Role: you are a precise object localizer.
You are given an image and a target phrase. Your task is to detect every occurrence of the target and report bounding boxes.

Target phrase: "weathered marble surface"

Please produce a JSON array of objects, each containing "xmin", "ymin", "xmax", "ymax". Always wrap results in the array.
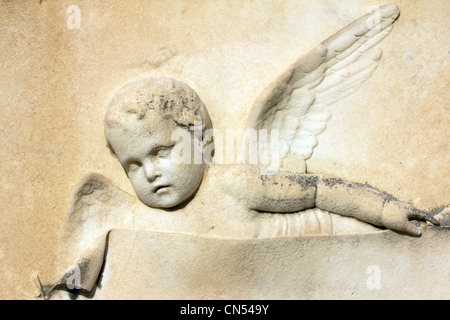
[
  {"xmin": 0, "ymin": 0, "xmax": 448, "ymax": 299},
  {"xmin": 58, "ymin": 228, "xmax": 449, "ymax": 300}
]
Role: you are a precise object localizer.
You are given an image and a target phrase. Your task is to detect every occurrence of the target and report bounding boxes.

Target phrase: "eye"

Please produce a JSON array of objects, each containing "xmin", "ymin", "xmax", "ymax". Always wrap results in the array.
[
  {"xmin": 151, "ymin": 144, "xmax": 174, "ymax": 158},
  {"xmin": 127, "ymin": 161, "xmax": 142, "ymax": 173},
  {"xmin": 155, "ymin": 147, "xmax": 171, "ymax": 158}
]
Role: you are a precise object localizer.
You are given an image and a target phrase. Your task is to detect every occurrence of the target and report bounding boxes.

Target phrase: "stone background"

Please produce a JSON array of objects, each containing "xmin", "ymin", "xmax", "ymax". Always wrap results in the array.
[{"xmin": 0, "ymin": 0, "xmax": 448, "ymax": 299}]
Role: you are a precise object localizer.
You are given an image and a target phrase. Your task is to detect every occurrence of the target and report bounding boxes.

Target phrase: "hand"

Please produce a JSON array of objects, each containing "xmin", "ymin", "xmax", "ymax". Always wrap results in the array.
[
  {"xmin": 381, "ymin": 201, "xmax": 440, "ymax": 236},
  {"xmin": 427, "ymin": 205, "xmax": 449, "ymax": 227}
]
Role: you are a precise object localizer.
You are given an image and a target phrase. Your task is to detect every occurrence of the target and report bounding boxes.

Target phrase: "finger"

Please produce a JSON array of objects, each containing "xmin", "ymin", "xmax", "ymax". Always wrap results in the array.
[
  {"xmin": 425, "ymin": 215, "xmax": 440, "ymax": 226},
  {"xmin": 407, "ymin": 208, "xmax": 427, "ymax": 219},
  {"xmin": 407, "ymin": 209, "xmax": 440, "ymax": 226},
  {"xmin": 400, "ymin": 222, "xmax": 422, "ymax": 237}
]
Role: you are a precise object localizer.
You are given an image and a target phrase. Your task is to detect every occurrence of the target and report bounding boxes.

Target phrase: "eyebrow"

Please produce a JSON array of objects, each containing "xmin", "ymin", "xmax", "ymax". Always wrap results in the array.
[
  {"xmin": 150, "ymin": 142, "xmax": 175, "ymax": 154},
  {"xmin": 121, "ymin": 140, "xmax": 176, "ymax": 166}
]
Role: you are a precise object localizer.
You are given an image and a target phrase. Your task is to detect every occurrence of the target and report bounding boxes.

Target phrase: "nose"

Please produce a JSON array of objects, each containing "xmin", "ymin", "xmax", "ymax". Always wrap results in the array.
[{"xmin": 143, "ymin": 159, "xmax": 161, "ymax": 182}]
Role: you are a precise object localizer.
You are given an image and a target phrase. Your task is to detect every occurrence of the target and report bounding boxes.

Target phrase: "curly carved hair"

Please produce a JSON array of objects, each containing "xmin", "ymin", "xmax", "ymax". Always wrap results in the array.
[{"xmin": 104, "ymin": 77, "xmax": 212, "ymax": 142}]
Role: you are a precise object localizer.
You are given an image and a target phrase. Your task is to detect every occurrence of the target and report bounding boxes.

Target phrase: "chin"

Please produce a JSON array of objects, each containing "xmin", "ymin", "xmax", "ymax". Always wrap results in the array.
[{"xmin": 139, "ymin": 195, "xmax": 183, "ymax": 209}]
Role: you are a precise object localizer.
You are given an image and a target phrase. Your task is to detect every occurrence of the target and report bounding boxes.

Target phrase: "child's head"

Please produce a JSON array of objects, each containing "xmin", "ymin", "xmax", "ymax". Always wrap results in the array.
[{"xmin": 104, "ymin": 77, "xmax": 212, "ymax": 208}]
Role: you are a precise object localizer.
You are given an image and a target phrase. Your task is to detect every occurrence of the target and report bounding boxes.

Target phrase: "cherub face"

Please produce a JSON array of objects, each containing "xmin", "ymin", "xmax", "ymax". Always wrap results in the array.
[{"xmin": 106, "ymin": 119, "xmax": 206, "ymax": 208}]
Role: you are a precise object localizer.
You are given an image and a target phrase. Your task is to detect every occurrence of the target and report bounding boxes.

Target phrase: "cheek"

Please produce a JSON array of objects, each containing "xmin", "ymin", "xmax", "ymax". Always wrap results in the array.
[
  {"xmin": 165, "ymin": 162, "xmax": 204, "ymax": 188},
  {"xmin": 128, "ymin": 170, "xmax": 151, "ymax": 193}
]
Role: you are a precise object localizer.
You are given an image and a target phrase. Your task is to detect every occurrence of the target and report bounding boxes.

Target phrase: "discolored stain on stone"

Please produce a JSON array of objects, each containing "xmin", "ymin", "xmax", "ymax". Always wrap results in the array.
[
  {"xmin": 320, "ymin": 176, "xmax": 345, "ymax": 188},
  {"xmin": 286, "ymin": 175, "xmax": 318, "ymax": 190}
]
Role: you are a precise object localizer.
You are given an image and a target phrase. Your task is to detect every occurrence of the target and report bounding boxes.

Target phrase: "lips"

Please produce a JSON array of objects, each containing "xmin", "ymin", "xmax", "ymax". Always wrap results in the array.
[{"xmin": 153, "ymin": 185, "xmax": 170, "ymax": 194}]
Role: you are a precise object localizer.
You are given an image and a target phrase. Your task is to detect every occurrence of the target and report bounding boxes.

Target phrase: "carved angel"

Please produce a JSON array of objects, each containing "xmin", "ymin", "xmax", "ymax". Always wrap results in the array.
[{"xmin": 47, "ymin": 3, "xmax": 446, "ymax": 299}]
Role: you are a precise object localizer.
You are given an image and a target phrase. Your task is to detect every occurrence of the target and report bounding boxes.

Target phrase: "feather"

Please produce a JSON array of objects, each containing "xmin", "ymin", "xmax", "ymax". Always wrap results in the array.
[{"xmin": 246, "ymin": 3, "xmax": 399, "ymax": 173}]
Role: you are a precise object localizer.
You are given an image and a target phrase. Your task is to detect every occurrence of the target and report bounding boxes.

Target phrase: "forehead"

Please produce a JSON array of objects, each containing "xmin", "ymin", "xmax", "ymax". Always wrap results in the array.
[{"xmin": 107, "ymin": 119, "xmax": 179, "ymax": 159}]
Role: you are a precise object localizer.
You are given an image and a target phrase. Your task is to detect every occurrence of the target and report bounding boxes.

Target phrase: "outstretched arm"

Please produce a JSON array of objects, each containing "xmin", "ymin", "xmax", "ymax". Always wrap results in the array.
[
  {"xmin": 314, "ymin": 175, "xmax": 439, "ymax": 236},
  {"xmin": 222, "ymin": 165, "xmax": 438, "ymax": 236}
]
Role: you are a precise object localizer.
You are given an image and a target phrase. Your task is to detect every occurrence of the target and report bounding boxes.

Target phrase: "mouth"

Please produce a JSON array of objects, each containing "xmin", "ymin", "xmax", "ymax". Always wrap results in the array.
[{"xmin": 153, "ymin": 185, "xmax": 170, "ymax": 194}]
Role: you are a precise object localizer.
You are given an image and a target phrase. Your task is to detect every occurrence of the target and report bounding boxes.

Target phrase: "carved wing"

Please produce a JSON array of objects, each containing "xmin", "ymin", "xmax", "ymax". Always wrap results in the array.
[
  {"xmin": 54, "ymin": 173, "xmax": 134, "ymax": 293},
  {"xmin": 246, "ymin": 3, "xmax": 399, "ymax": 172}
]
